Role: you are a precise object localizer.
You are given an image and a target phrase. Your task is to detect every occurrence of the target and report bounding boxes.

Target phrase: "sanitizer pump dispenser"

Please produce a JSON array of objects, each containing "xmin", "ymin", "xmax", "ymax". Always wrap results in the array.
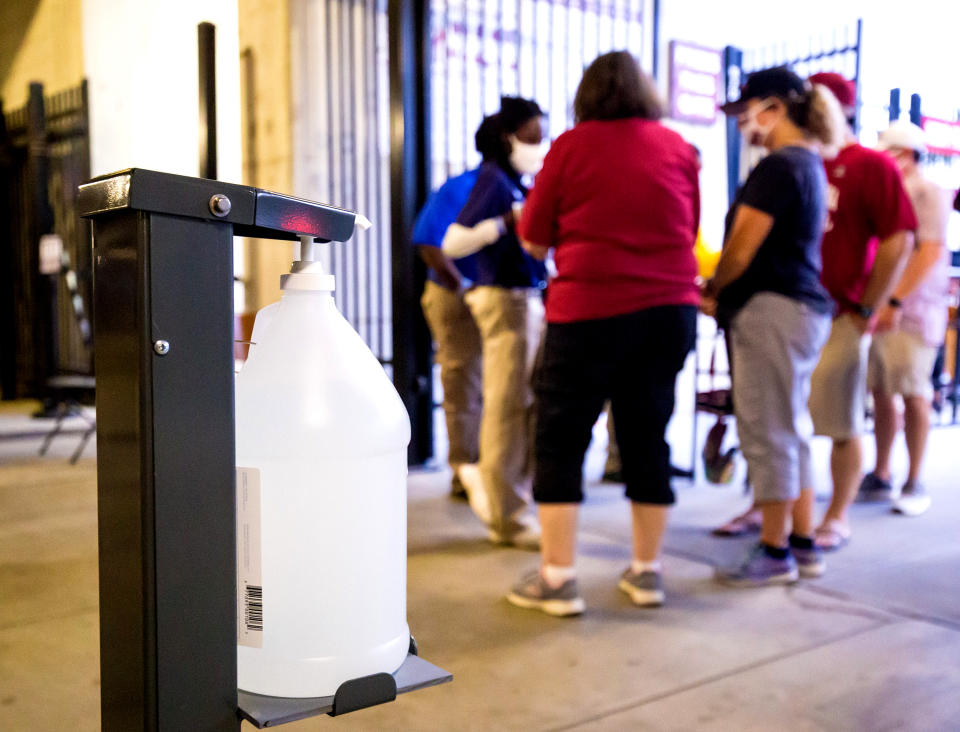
[{"xmin": 235, "ymin": 234, "xmax": 411, "ymax": 698}]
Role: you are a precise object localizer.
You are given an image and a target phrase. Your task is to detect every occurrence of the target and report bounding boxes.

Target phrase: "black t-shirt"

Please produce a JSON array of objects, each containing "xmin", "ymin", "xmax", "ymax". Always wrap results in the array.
[{"xmin": 718, "ymin": 146, "xmax": 834, "ymax": 326}]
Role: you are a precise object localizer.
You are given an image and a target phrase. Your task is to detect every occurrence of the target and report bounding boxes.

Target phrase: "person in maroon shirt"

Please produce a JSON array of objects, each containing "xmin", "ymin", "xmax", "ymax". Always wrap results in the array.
[
  {"xmin": 805, "ymin": 73, "xmax": 916, "ymax": 550},
  {"xmin": 505, "ymin": 52, "xmax": 699, "ymax": 616}
]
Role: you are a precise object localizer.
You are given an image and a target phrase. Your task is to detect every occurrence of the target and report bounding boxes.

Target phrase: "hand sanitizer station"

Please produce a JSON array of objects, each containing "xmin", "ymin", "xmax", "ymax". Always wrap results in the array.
[{"xmin": 79, "ymin": 169, "xmax": 450, "ymax": 731}]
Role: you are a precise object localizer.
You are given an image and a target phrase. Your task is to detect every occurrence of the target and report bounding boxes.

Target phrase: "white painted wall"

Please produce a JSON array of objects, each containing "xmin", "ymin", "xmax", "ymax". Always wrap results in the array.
[{"xmin": 83, "ymin": 0, "xmax": 242, "ymax": 183}]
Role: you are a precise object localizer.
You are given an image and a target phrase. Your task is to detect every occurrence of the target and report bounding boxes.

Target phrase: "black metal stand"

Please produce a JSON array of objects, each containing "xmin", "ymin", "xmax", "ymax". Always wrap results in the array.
[{"xmin": 79, "ymin": 168, "xmax": 450, "ymax": 731}]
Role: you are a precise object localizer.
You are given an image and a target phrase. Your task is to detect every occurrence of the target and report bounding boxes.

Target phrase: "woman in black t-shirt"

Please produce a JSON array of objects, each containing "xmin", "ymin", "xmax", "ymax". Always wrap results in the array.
[{"xmin": 702, "ymin": 67, "xmax": 845, "ymax": 587}]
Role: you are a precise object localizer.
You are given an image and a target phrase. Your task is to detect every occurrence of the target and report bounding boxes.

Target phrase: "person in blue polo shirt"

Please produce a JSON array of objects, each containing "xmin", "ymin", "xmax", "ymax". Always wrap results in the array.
[
  {"xmin": 414, "ymin": 117, "xmax": 500, "ymax": 499},
  {"xmin": 441, "ymin": 96, "xmax": 548, "ymax": 548}
]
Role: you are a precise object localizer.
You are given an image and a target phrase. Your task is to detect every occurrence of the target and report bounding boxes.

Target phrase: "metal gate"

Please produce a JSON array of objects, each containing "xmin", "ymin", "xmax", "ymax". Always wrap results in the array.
[
  {"xmin": 0, "ymin": 81, "xmax": 92, "ymax": 400},
  {"xmin": 292, "ymin": 0, "xmax": 652, "ymax": 464},
  {"xmin": 723, "ymin": 20, "xmax": 863, "ymax": 205},
  {"xmin": 429, "ymin": 0, "xmax": 651, "ymax": 181}
]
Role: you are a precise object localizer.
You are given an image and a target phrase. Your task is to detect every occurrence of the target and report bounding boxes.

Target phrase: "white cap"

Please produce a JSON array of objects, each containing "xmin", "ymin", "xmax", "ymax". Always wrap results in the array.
[{"xmin": 878, "ymin": 120, "xmax": 927, "ymax": 154}]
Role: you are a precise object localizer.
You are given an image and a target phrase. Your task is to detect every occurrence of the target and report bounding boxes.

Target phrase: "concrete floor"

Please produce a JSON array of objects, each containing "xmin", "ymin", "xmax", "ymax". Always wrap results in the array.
[{"xmin": 2, "ymin": 400, "xmax": 960, "ymax": 731}]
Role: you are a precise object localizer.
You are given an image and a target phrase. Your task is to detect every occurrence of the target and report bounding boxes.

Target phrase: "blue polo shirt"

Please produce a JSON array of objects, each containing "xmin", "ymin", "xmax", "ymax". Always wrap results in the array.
[
  {"xmin": 412, "ymin": 168, "xmax": 480, "ymax": 284},
  {"xmin": 456, "ymin": 161, "xmax": 546, "ymax": 289}
]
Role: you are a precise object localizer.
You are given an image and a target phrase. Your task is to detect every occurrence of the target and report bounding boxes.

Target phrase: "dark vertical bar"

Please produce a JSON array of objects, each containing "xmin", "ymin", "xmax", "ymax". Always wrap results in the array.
[
  {"xmin": 852, "ymin": 18, "xmax": 863, "ymax": 134},
  {"xmin": 889, "ymin": 88, "xmax": 901, "ymax": 123},
  {"xmin": 723, "ymin": 45, "xmax": 743, "ymax": 207},
  {"xmin": 26, "ymin": 82, "xmax": 57, "ymax": 395},
  {"xmin": 909, "ymin": 93, "xmax": 922, "ymax": 126},
  {"xmin": 389, "ymin": 0, "xmax": 434, "ymax": 465},
  {"xmin": 241, "ymin": 49, "xmax": 258, "ymax": 185},
  {"xmin": 198, "ymin": 22, "xmax": 218, "ymax": 179},
  {"xmin": 92, "ymin": 209, "xmax": 237, "ymax": 731}
]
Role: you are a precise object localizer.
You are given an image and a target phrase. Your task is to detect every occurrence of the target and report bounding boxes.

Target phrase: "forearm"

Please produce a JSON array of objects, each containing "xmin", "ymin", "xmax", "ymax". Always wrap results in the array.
[
  {"xmin": 711, "ymin": 250, "xmax": 753, "ymax": 292},
  {"xmin": 890, "ymin": 241, "xmax": 944, "ymax": 301},
  {"xmin": 859, "ymin": 232, "xmax": 910, "ymax": 309},
  {"xmin": 441, "ymin": 218, "xmax": 504, "ymax": 258},
  {"xmin": 416, "ymin": 245, "xmax": 462, "ymax": 290}
]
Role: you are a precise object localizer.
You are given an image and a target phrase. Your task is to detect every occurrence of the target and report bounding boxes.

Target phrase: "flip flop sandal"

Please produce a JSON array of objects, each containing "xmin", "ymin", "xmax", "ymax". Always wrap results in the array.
[
  {"xmin": 814, "ymin": 520, "xmax": 851, "ymax": 552},
  {"xmin": 712, "ymin": 510, "xmax": 762, "ymax": 537}
]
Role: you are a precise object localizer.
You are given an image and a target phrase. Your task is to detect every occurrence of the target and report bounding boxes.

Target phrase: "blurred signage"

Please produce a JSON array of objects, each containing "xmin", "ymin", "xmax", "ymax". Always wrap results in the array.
[
  {"xmin": 922, "ymin": 116, "xmax": 960, "ymax": 156},
  {"xmin": 669, "ymin": 40, "xmax": 722, "ymax": 125}
]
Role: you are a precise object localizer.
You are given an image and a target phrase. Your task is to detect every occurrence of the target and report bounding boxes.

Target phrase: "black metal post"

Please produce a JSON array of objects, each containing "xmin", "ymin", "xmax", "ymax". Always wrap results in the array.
[
  {"xmin": 723, "ymin": 46, "xmax": 743, "ymax": 207},
  {"xmin": 26, "ymin": 82, "xmax": 57, "ymax": 394},
  {"xmin": 889, "ymin": 88, "xmax": 901, "ymax": 123},
  {"xmin": 85, "ymin": 193, "xmax": 241, "ymax": 731},
  {"xmin": 910, "ymin": 93, "xmax": 922, "ymax": 126},
  {"xmin": 199, "ymin": 22, "xmax": 218, "ymax": 179},
  {"xmin": 389, "ymin": 0, "xmax": 434, "ymax": 466}
]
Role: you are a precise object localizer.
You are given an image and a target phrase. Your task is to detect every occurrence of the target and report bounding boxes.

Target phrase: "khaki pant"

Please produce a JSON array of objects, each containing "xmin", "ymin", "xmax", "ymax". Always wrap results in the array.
[
  {"xmin": 421, "ymin": 281, "xmax": 482, "ymax": 471},
  {"xmin": 463, "ymin": 285, "xmax": 544, "ymax": 534}
]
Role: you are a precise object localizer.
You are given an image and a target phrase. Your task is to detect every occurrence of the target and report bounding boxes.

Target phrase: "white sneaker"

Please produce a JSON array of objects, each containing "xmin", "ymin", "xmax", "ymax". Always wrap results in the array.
[
  {"xmin": 892, "ymin": 482, "xmax": 931, "ymax": 517},
  {"xmin": 456, "ymin": 463, "xmax": 492, "ymax": 525}
]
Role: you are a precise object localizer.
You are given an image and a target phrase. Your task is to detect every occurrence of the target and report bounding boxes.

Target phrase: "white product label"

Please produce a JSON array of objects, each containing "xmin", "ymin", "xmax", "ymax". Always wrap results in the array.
[{"xmin": 236, "ymin": 467, "xmax": 263, "ymax": 648}]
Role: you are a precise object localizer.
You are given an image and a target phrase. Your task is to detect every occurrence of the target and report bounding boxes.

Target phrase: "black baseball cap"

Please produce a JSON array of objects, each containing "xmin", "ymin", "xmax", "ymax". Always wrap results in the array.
[{"xmin": 720, "ymin": 66, "xmax": 806, "ymax": 116}]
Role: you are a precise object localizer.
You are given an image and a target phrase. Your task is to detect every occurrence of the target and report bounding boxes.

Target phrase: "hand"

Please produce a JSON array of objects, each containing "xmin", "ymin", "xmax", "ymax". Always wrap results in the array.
[
  {"xmin": 874, "ymin": 304, "xmax": 902, "ymax": 333},
  {"xmin": 700, "ymin": 296, "xmax": 718, "ymax": 318}
]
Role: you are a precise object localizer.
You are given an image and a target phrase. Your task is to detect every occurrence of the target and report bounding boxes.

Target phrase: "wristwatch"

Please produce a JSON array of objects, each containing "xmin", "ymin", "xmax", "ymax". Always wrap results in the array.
[
  {"xmin": 854, "ymin": 303, "xmax": 874, "ymax": 319},
  {"xmin": 888, "ymin": 296, "xmax": 903, "ymax": 309}
]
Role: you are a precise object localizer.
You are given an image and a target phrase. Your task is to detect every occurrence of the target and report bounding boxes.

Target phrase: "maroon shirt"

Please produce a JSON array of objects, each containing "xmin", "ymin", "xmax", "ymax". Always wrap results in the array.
[
  {"xmin": 821, "ymin": 143, "xmax": 917, "ymax": 313},
  {"xmin": 518, "ymin": 119, "xmax": 700, "ymax": 323}
]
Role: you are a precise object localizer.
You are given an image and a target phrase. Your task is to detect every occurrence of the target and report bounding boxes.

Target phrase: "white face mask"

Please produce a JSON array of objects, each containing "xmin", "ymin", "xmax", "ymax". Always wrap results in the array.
[
  {"xmin": 739, "ymin": 101, "xmax": 776, "ymax": 148},
  {"xmin": 508, "ymin": 136, "xmax": 546, "ymax": 176}
]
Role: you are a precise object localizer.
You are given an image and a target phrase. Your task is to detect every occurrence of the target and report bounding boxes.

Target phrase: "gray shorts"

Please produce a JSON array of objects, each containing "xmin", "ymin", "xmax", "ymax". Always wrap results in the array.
[
  {"xmin": 809, "ymin": 314, "xmax": 870, "ymax": 440},
  {"xmin": 730, "ymin": 293, "xmax": 831, "ymax": 503}
]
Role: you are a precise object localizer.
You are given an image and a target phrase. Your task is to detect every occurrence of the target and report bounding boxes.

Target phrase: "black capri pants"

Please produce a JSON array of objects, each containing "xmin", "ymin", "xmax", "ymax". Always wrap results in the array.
[{"xmin": 532, "ymin": 304, "xmax": 696, "ymax": 505}]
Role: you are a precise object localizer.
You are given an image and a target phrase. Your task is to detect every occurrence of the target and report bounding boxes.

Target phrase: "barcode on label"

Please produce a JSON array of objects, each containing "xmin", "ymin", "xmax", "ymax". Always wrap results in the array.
[{"xmin": 244, "ymin": 584, "xmax": 263, "ymax": 632}]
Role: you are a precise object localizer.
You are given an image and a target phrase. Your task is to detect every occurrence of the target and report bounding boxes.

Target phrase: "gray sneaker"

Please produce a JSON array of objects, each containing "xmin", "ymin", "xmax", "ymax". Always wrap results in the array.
[
  {"xmin": 715, "ymin": 543, "xmax": 799, "ymax": 587},
  {"xmin": 892, "ymin": 481, "xmax": 931, "ymax": 517},
  {"xmin": 789, "ymin": 542, "xmax": 826, "ymax": 578},
  {"xmin": 507, "ymin": 570, "xmax": 585, "ymax": 617},
  {"xmin": 856, "ymin": 472, "xmax": 893, "ymax": 503},
  {"xmin": 618, "ymin": 569, "xmax": 665, "ymax": 607}
]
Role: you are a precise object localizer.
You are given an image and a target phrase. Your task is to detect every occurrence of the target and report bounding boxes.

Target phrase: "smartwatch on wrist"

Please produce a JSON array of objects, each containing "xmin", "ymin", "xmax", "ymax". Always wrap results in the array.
[
  {"xmin": 888, "ymin": 296, "xmax": 903, "ymax": 309},
  {"xmin": 854, "ymin": 303, "xmax": 874, "ymax": 319}
]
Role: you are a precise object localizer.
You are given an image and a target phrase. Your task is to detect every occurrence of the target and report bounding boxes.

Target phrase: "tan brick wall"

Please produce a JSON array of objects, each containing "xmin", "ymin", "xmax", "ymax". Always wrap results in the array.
[
  {"xmin": 1, "ymin": 0, "xmax": 84, "ymax": 109},
  {"xmin": 238, "ymin": 0, "xmax": 296, "ymax": 312}
]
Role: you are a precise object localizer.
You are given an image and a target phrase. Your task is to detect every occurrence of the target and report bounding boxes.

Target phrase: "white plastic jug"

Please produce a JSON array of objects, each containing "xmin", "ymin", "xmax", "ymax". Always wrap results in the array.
[{"xmin": 235, "ymin": 238, "xmax": 411, "ymax": 698}]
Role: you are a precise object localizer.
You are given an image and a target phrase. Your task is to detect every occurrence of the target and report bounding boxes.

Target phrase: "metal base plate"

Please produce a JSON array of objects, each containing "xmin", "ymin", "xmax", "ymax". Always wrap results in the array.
[{"xmin": 237, "ymin": 653, "xmax": 452, "ymax": 728}]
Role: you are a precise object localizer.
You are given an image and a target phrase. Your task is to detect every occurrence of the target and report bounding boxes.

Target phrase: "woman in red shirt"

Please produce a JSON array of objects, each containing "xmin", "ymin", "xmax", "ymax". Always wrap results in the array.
[{"xmin": 506, "ymin": 52, "xmax": 699, "ymax": 616}]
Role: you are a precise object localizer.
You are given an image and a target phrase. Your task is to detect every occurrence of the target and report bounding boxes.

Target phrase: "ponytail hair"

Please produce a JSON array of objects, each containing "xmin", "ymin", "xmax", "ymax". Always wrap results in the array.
[{"xmin": 785, "ymin": 83, "xmax": 847, "ymax": 155}]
